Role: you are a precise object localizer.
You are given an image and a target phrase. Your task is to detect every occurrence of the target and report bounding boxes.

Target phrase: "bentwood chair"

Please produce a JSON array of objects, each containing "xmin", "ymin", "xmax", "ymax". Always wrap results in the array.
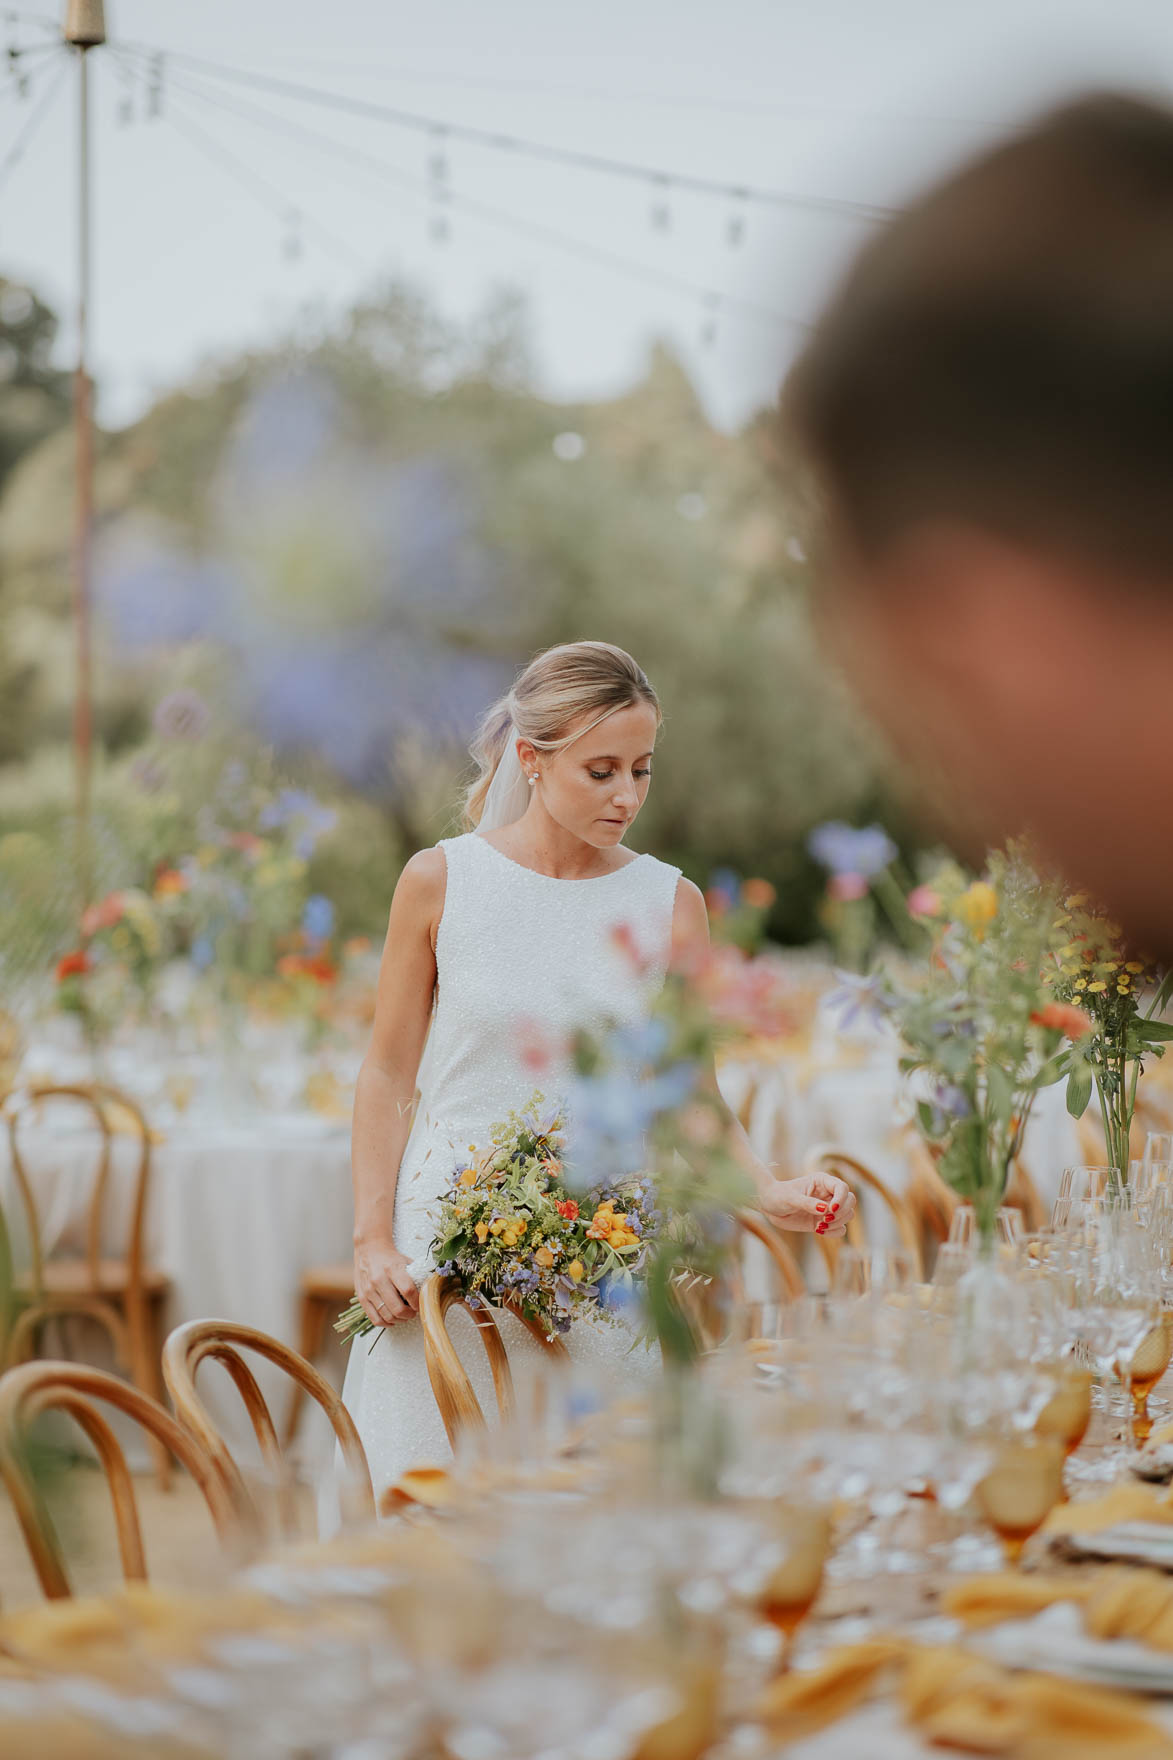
[
  {"xmin": 283, "ymin": 1259, "xmax": 354, "ymax": 1449},
  {"xmin": 0, "ymin": 1361, "xmax": 241, "ymax": 1600},
  {"xmin": 671, "ymin": 1209, "xmax": 807, "ymax": 1354},
  {"xmin": 1, "ymin": 1084, "xmax": 172, "ymax": 1486},
  {"xmin": 419, "ymin": 1274, "xmax": 570, "ymax": 1451},
  {"xmin": 805, "ymin": 1145, "xmax": 925, "ymax": 1282},
  {"xmin": 163, "ymin": 1318, "xmax": 374, "ymax": 1538}
]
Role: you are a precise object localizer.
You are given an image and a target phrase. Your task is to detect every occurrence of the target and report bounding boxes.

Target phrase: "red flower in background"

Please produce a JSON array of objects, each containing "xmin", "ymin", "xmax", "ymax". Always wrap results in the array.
[{"xmin": 55, "ymin": 951, "xmax": 90, "ymax": 983}]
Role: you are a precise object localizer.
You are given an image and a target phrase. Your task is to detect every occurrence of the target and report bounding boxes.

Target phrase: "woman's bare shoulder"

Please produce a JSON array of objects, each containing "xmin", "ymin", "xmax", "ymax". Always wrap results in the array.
[{"xmin": 390, "ymin": 846, "xmax": 448, "ymax": 920}]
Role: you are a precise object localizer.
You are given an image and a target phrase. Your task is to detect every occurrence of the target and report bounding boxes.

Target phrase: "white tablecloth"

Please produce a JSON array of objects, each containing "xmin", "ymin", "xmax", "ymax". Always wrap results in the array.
[{"xmin": 0, "ymin": 1105, "xmax": 354, "ymax": 1470}]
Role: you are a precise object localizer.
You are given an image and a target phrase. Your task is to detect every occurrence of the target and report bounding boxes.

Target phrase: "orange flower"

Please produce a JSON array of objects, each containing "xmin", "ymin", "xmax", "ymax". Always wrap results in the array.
[
  {"xmin": 586, "ymin": 1205, "xmax": 616, "ymax": 1241},
  {"xmin": 742, "ymin": 878, "xmax": 777, "ymax": 909},
  {"xmin": 534, "ymin": 1247, "xmax": 555, "ymax": 1269},
  {"xmin": 1030, "ymin": 1002, "xmax": 1093, "ymax": 1040},
  {"xmin": 55, "ymin": 950, "xmax": 90, "ymax": 983},
  {"xmin": 556, "ymin": 1198, "xmax": 579, "ymax": 1222},
  {"xmin": 153, "ymin": 868, "xmax": 188, "ymax": 897}
]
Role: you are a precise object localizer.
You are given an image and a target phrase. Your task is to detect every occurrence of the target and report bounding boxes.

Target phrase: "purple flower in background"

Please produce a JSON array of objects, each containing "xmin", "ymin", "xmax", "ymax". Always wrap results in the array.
[
  {"xmin": 259, "ymin": 789, "xmax": 338, "ymax": 859},
  {"xmin": 928, "ymin": 1080, "xmax": 974, "ymax": 1136},
  {"xmin": 825, "ymin": 970, "xmax": 892, "ymax": 1032},
  {"xmin": 153, "ymin": 689, "xmax": 211, "ymax": 742},
  {"xmin": 807, "ymin": 821, "xmax": 897, "ymax": 878},
  {"xmin": 302, "ymin": 894, "xmax": 335, "ymax": 944},
  {"xmin": 129, "ymin": 754, "xmax": 167, "ymax": 794}
]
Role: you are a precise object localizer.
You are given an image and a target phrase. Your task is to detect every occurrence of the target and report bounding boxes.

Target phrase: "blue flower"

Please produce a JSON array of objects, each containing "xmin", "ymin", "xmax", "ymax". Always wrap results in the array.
[
  {"xmin": 191, "ymin": 934, "xmax": 215, "ymax": 972},
  {"xmin": 807, "ymin": 821, "xmax": 897, "ymax": 879},
  {"xmin": 709, "ymin": 867, "xmax": 742, "ymax": 907},
  {"xmin": 302, "ymin": 894, "xmax": 335, "ymax": 944}
]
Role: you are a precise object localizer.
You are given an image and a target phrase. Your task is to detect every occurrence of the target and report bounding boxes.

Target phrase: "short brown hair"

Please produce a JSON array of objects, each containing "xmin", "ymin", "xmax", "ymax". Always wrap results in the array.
[{"xmin": 786, "ymin": 93, "xmax": 1173, "ymax": 576}]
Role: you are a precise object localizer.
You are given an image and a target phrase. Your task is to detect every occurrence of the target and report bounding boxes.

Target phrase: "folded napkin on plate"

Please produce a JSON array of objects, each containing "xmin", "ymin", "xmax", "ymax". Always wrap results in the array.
[
  {"xmin": 902, "ymin": 1643, "xmax": 1173, "ymax": 1758},
  {"xmin": 942, "ymin": 1572, "xmax": 1094, "ymax": 1630},
  {"xmin": 1044, "ymin": 1485, "xmax": 1173, "ymax": 1535},
  {"xmin": 946, "ymin": 1566, "xmax": 1173, "ymax": 1653},
  {"xmin": 757, "ymin": 1639, "xmax": 1173, "ymax": 1756},
  {"xmin": 754, "ymin": 1638, "xmax": 906, "ymax": 1740}
]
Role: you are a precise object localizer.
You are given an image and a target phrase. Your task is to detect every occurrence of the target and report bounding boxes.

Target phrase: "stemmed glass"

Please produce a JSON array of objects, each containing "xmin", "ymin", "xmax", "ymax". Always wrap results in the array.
[{"xmin": 1052, "ymin": 1164, "xmax": 1119, "ymax": 1230}]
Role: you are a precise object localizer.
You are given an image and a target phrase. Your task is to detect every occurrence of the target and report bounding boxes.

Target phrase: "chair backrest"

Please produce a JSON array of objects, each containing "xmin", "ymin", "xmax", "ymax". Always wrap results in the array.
[
  {"xmin": 163, "ymin": 1318, "xmax": 375, "ymax": 1537},
  {"xmin": 805, "ymin": 1145, "xmax": 925, "ymax": 1280},
  {"xmin": 1, "ymin": 1084, "xmax": 153, "ymax": 1302},
  {"xmin": 671, "ymin": 1210, "xmax": 806, "ymax": 1354},
  {"xmin": 0, "ymin": 1359, "xmax": 242, "ymax": 1599},
  {"xmin": 419, "ymin": 1275, "xmax": 569, "ymax": 1451}
]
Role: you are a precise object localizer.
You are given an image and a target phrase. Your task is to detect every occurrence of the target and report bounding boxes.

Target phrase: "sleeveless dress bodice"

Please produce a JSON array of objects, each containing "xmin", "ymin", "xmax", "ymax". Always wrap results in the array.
[
  {"xmin": 416, "ymin": 831, "xmax": 682, "ymax": 1150},
  {"xmin": 332, "ymin": 832, "xmax": 682, "ymax": 1504}
]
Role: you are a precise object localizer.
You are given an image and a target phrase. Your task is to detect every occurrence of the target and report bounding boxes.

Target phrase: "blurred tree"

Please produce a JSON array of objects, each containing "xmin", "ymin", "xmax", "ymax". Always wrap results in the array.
[
  {"xmin": 0, "ymin": 277, "xmax": 909, "ymax": 941},
  {"xmin": 0, "ymin": 278, "xmax": 71, "ymax": 494}
]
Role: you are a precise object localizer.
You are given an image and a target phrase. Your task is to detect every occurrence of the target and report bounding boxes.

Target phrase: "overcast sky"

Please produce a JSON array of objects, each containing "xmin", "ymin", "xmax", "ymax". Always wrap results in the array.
[{"xmin": 2, "ymin": 0, "xmax": 1171, "ymax": 433}]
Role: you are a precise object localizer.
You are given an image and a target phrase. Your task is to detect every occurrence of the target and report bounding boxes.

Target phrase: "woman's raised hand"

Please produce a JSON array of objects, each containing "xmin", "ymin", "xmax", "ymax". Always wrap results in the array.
[{"xmin": 757, "ymin": 1173, "xmax": 856, "ymax": 1237}]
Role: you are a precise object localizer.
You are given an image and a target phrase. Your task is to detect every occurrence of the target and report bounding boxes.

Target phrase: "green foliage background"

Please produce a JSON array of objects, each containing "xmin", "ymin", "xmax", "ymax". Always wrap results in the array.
[{"xmin": 0, "ymin": 274, "xmax": 911, "ymax": 948}]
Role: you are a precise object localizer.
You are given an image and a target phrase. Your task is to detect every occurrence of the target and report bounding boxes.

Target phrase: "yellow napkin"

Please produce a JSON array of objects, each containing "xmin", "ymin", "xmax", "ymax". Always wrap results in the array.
[
  {"xmin": 942, "ymin": 1572, "xmax": 1094, "ymax": 1630},
  {"xmin": 757, "ymin": 1641, "xmax": 1173, "ymax": 1756},
  {"xmin": 754, "ymin": 1639, "xmax": 906, "ymax": 1739},
  {"xmin": 902, "ymin": 1644, "xmax": 1173, "ymax": 1757},
  {"xmin": 1044, "ymin": 1484, "xmax": 1173, "ymax": 1535}
]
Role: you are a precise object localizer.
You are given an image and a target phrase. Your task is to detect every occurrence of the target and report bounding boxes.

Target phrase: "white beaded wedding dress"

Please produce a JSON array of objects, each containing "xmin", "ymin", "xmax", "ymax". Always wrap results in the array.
[{"xmin": 334, "ymin": 829, "xmax": 682, "ymax": 1507}]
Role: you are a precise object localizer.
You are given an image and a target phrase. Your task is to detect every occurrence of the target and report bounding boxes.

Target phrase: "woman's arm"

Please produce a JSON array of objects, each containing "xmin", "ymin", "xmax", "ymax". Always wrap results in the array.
[
  {"xmin": 351, "ymin": 847, "xmax": 446, "ymax": 1328},
  {"xmin": 669, "ymin": 878, "xmax": 856, "ymax": 1238}
]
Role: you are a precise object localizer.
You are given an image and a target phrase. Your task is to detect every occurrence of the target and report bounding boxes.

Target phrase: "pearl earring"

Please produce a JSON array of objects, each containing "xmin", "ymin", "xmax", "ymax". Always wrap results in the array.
[{"xmin": 528, "ymin": 774, "xmax": 538, "ymax": 785}]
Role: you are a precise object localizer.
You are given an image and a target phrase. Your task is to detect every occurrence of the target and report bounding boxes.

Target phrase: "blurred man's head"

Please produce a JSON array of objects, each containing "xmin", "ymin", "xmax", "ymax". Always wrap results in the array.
[{"xmin": 786, "ymin": 93, "xmax": 1173, "ymax": 953}]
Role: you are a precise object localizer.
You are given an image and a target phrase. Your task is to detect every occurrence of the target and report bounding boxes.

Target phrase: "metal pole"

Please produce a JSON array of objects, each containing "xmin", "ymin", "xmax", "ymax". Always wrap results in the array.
[{"xmin": 64, "ymin": 1, "xmax": 105, "ymax": 916}]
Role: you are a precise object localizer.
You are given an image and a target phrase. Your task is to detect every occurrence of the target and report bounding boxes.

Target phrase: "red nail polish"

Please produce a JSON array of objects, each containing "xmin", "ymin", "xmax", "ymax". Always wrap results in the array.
[
  {"xmin": 816, "ymin": 1203, "xmax": 828, "ymax": 1213},
  {"xmin": 831, "ymin": 1203, "xmax": 840, "ymax": 1214}
]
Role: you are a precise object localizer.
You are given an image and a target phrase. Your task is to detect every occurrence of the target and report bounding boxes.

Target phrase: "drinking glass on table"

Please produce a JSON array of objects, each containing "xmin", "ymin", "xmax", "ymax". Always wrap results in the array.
[
  {"xmin": 831, "ymin": 1246, "xmax": 915, "ymax": 1301},
  {"xmin": 1052, "ymin": 1164, "xmax": 1120, "ymax": 1230},
  {"xmin": 947, "ymin": 1205, "xmax": 1022, "ymax": 1249},
  {"xmin": 1143, "ymin": 1132, "xmax": 1173, "ymax": 1175}
]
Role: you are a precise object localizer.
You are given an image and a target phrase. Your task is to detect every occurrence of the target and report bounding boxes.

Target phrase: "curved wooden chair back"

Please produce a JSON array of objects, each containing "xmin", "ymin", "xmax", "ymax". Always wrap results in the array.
[
  {"xmin": 419, "ymin": 1274, "xmax": 569, "ymax": 1451},
  {"xmin": 0, "ymin": 1359, "xmax": 242, "ymax": 1599},
  {"xmin": 902, "ymin": 1131, "xmax": 958, "ymax": 1253},
  {"xmin": 2, "ymin": 1084, "xmax": 153, "ymax": 1307},
  {"xmin": 163, "ymin": 1318, "xmax": 375, "ymax": 1537},
  {"xmin": 805, "ymin": 1145, "xmax": 925, "ymax": 1280},
  {"xmin": 672, "ymin": 1210, "xmax": 806, "ymax": 1354}
]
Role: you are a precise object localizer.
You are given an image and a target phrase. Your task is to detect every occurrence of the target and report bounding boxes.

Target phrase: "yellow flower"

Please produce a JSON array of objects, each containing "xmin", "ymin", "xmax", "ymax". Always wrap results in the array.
[
  {"xmin": 1126, "ymin": 962, "xmax": 1145, "ymax": 974},
  {"xmin": 475, "ymin": 1222, "xmax": 490, "ymax": 1243},
  {"xmin": 535, "ymin": 1247, "xmax": 555, "ymax": 1269},
  {"xmin": 459, "ymin": 1167, "xmax": 478, "ymax": 1188},
  {"xmin": 958, "ymin": 881, "xmax": 998, "ymax": 932},
  {"xmin": 489, "ymin": 1220, "xmax": 506, "ymax": 1236},
  {"xmin": 567, "ymin": 1260, "xmax": 584, "ymax": 1281},
  {"xmin": 608, "ymin": 1227, "xmax": 639, "ymax": 1249},
  {"xmin": 1074, "ymin": 979, "xmax": 1086, "ymax": 990},
  {"xmin": 1086, "ymin": 981, "xmax": 1108, "ymax": 993}
]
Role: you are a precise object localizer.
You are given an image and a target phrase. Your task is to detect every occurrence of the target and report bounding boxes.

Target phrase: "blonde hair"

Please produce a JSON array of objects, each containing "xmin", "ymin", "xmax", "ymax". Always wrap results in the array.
[{"xmin": 464, "ymin": 641, "xmax": 661, "ymax": 830}]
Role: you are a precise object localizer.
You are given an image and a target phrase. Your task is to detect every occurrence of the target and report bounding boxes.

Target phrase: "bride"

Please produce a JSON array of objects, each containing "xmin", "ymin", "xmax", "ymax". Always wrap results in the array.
[{"xmin": 340, "ymin": 640, "xmax": 855, "ymax": 1498}]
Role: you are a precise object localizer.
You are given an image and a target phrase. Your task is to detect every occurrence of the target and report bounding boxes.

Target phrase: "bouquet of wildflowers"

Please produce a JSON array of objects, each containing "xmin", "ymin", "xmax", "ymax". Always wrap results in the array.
[
  {"xmin": 1043, "ymin": 892, "xmax": 1173, "ymax": 1180},
  {"xmin": 884, "ymin": 846, "xmax": 1076, "ymax": 1234},
  {"xmin": 336, "ymin": 1093, "xmax": 660, "ymax": 1343}
]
